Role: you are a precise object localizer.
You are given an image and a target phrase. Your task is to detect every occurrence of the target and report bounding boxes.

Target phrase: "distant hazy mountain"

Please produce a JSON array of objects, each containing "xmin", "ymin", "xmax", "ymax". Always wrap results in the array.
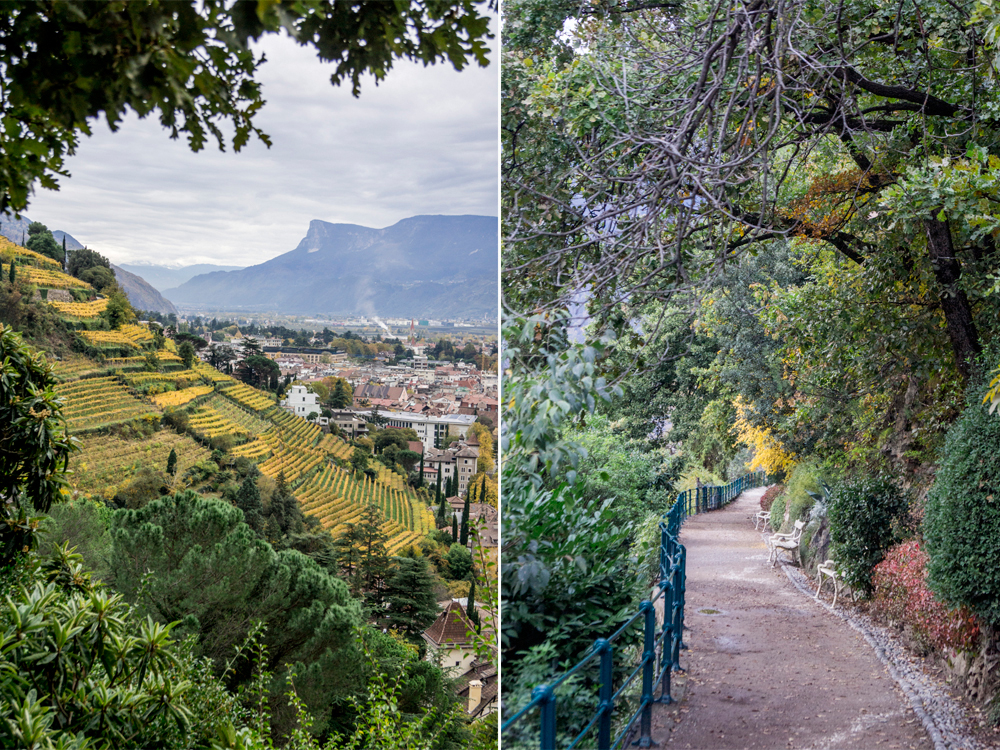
[
  {"xmin": 111, "ymin": 265, "xmax": 178, "ymax": 315},
  {"xmin": 118, "ymin": 263, "xmax": 244, "ymax": 293},
  {"xmin": 164, "ymin": 215, "xmax": 498, "ymax": 317}
]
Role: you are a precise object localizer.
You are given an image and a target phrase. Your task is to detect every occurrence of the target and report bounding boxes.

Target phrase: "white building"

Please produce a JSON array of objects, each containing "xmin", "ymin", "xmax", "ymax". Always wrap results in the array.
[
  {"xmin": 370, "ymin": 410, "xmax": 476, "ymax": 452},
  {"xmin": 280, "ymin": 384, "xmax": 320, "ymax": 418}
]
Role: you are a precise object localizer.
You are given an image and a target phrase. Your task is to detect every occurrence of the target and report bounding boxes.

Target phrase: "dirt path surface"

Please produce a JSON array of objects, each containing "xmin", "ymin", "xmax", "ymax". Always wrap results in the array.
[{"xmin": 652, "ymin": 487, "xmax": 934, "ymax": 750}]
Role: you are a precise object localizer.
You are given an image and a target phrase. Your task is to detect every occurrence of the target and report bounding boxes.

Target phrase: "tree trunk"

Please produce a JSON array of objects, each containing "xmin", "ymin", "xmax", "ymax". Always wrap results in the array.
[{"xmin": 923, "ymin": 218, "xmax": 981, "ymax": 381}]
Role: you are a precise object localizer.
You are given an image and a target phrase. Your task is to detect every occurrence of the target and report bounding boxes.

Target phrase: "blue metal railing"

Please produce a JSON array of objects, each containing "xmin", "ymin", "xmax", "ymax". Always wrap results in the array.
[{"xmin": 502, "ymin": 470, "xmax": 767, "ymax": 750}]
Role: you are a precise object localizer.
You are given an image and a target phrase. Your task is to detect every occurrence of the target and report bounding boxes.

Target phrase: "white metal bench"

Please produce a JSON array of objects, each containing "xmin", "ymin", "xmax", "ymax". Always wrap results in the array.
[
  {"xmin": 767, "ymin": 520, "xmax": 805, "ymax": 567},
  {"xmin": 815, "ymin": 559, "xmax": 851, "ymax": 607},
  {"xmin": 753, "ymin": 510, "xmax": 771, "ymax": 530}
]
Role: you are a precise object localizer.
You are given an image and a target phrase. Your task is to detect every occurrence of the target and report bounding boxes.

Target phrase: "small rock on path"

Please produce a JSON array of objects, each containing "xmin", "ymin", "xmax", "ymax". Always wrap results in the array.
[{"xmin": 652, "ymin": 487, "xmax": 933, "ymax": 750}]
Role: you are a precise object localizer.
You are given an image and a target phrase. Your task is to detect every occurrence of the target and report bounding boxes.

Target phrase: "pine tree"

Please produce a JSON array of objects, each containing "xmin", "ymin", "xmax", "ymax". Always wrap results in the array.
[
  {"xmin": 235, "ymin": 475, "xmax": 264, "ymax": 534},
  {"xmin": 452, "ymin": 514, "xmax": 458, "ymax": 544},
  {"xmin": 460, "ymin": 488, "xmax": 471, "ymax": 547},
  {"xmin": 166, "ymin": 448, "xmax": 177, "ymax": 476},
  {"xmin": 384, "ymin": 556, "xmax": 439, "ymax": 640}
]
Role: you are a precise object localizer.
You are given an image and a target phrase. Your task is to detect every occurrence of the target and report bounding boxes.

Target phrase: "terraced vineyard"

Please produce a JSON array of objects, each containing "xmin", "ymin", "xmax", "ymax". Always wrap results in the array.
[
  {"xmin": 204, "ymin": 395, "xmax": 273, "ymax": 435},
  {"xmin": 51, "ymin": 354, "xmax": 111, "ymax": 382},
  {"xmin": 151, "ymin": 385, "xmax": 214, "ymax": 408},
  {"xmin": 0, "ymin": 236, "xmax": 62, "ymax": 269},
  {"xmin": 317, "ymin": 433, "xmax": 353, "ymax": 460},
  {"xmin": 79, "ymin": 330, "xmax": 141, "ymax": 350},
  {"xmin": 230, "ymin": 439, "xmax": 272, "ymax": 460},
  {"xmin": 50, "ymin": 298, "xmax": 108, "ymax": 320},
  {"xmin": 296, "ymin": 463, "xmax": 433, "ymax": 554},
  {"xmin": 70, "ymin": 432, "xmax": 209, "ymax": 496},
  {"xmin": 56, "ymin": 377, "xmax": 158, "ymax": 432},
  {"xmin": 219, "ymin": 380, "xmax": 277, "ymax": 411},
  {"xmin": 268, "ymin": 407, "xmax": 323, "ymax": 447},
  {"xmin": 257, "ymin": 434, "xmax": 326, "ymax": 482},
  {"xmin": 2, "ymin": 263, "xmax": 93, "ymax": 290},
  {"xmin": 106, "ymin": 356, "xmax": 155, "ymax": 369},
  {"xmin": 46, "ymin": 341, "xmax": 431, "ymax": 553},
  {"xmin": 119, "ymin": 324, "xmax": 154, "ymax": 345},
  {"xmin": 125, "ymin": 369, "xmax": 203, "ymax": 388},
  {"xmin": 194, "ymin": 363, "xmax": 231, "ymax": 382}
]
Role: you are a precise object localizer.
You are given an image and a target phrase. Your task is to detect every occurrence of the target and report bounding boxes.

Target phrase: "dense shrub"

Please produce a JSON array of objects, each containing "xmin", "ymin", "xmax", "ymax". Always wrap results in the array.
[
  {"xmin": 925, "ymin": 381, "xmax": 1000, "ymax": 625},
  {"xmin": 760, "ymin": 484, "xmax": 785, "ymax": 511},
  {"xmin": 575, "ymin": 414, "xmax": 682, "ymax": 527},
  {"xmin": 872, "ymin": 540, "xmax": 980, "ymax": 653},
  {"xmin": 778, "ymin": 459, "xmax": 825, "ymax": 531},
  {"xmin": 0, "ymin": 545, "xmax": 242, "ymax": 749},
  {"xmin": 768, "ymin": 494, "xmax": 786, "ymax": 530},
  {"xmin": 828, "ymin": 476, "xmax": 908, "ymax": 597}
]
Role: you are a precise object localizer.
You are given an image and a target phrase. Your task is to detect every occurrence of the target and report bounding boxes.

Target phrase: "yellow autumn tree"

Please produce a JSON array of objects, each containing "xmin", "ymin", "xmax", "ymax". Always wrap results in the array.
[
  {"xmin": 731, "ymin": 397, "xmax": 797, "ymax": 475},
  {"xmin": 467, "ymin": 471, "xmax": 498, "ymax": 507},
  {"xmin": 469, "ymin": 421, "xmax": 495, "ymax": 475}
]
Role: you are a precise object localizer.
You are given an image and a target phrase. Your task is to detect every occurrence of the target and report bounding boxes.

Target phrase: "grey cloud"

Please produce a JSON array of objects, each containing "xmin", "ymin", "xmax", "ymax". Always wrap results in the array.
[{"xmin": 26, "ymin": 28, "xmax": 497, "ymax": 268}]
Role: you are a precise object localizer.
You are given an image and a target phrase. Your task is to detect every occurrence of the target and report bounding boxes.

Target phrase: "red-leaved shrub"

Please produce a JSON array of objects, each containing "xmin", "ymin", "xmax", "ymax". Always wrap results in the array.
[
  {"xmin": 760, "ymin": 484, "xmax": 784, "ymax": 511},
  {"xmin": 871, "ymin": 540, "xmax": 980, "ymax": 652}
]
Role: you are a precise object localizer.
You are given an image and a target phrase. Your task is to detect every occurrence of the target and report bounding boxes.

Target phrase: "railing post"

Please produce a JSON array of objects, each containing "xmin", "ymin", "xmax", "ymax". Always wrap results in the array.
[
  {"xmin": 637, "ymin": 602, "xmax": 656, "ymax": 747},
  {"xmin": 597, "ymin": 639, "xmax": 613, "ymax": 750},
  {"xmin": 676, "ymin": 545, "xmax": 688, "ymax": 657},
  {"xmin": 657, "ymin": 576, "xmax": 673, "ymax": 704},
  {"xmin": 659, "ymin": 523, "xmax": 668, "ymax": 587},
  {"xmin": 533, "ymin": 684, "xmax": 556, "ymax": 750}
]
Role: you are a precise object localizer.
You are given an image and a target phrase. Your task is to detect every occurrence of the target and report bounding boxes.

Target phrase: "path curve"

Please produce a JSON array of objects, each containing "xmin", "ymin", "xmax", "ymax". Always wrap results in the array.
[{"xmin": 651, "ymin": 487, "xmax": 933, "ymax": 750}]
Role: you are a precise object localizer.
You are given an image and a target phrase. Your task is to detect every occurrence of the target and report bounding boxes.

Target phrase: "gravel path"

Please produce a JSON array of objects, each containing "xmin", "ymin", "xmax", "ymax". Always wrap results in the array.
[{"xmin": 650, "ymin": 487, "xmax": 988, "ymax": 750}]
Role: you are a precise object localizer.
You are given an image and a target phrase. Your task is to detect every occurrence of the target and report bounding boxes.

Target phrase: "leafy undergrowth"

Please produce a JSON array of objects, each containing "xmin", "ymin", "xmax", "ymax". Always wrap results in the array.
[{"xmin": 871, "ymin": 539, "xmax": 980, "ymax": 653}]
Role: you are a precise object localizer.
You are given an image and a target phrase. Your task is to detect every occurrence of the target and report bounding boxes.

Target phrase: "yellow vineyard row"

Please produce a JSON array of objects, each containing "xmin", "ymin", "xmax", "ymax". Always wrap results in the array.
[{"xmin": 151, "ymin": 385, "xmax": 214, "ymax": 408}]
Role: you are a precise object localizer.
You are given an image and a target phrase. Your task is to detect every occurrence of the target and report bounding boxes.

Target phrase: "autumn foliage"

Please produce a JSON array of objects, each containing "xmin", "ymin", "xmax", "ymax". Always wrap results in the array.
[
  {"xmin": 871, "ymin": 540, "xmax": 980, "ymax": 653},
  {"xmin": 731, "ymin": 397, "xmax": 797, "ymax": 475}
]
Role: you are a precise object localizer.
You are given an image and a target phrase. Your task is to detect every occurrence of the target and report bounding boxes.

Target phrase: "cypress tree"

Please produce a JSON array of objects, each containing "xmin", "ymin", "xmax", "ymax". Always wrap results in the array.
[
  {"xmin": 460, "ymin": 490, "xmax": 470, "ymax": 547},
  {"xmin": 166, "ymin": 448, "xmax": 177, "ymax": 476},
  {"xmin": 467, "ymin": 574, "xmax": 480, "ymax": 630},
  {"xmin": 62, "ymin": 235, "xmax": 67, "ymax": 271},
  {"xmin": 8, "ymin": 263, "xmax": 14, "ymax": 284},
  {"xmin": 418, "ymin": 453, "xmax": 424, "ymax": 488},
  {"xmin": 451, "ymin": 514, "xmax": 458, "ymax": 544},
  {"xmin": 480, "ymin": 475, "xmax": 489, "ymax": 505},
  {"xmin": 435, "ymin": 470, "xmax": 442, "ymax": 504}
]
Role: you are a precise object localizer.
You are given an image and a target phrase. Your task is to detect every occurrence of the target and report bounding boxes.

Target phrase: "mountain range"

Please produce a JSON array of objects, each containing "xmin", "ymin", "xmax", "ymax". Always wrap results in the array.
[
  {"xmin": 164, "ymin": 214, "xmax": 497, "ymax": 318},
  {"xmin": 3, "ymin": 213, "xmax": 497, "ymax": 318},
  {"xmin": 118, "ymin": 263, "xmax": 244, "ymax": 293}
]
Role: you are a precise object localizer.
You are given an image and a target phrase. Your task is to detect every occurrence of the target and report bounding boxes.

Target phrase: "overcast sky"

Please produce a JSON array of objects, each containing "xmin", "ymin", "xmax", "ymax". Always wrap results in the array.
[{"xmin": 24, "ymin": 25, "xmax": 498, "ymax": 269}]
